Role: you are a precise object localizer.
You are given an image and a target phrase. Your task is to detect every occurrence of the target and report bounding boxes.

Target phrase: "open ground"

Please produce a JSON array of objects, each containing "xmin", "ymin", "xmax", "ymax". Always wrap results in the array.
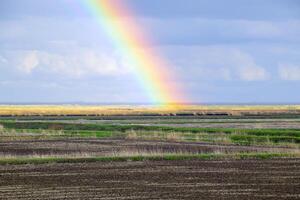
[{"xmin": 0, "ymin": 105, "xmax": 299, "ymax": 199}]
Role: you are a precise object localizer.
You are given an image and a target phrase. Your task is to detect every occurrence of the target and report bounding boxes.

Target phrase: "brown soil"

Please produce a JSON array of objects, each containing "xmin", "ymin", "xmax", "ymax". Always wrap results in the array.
[
  {"xmin": 0, "ymin": 138, "xmax": 296, "ymax": 157},
  {"xmin": 0, "ymin": 159, "xmax": 299, "ymax": 199}
]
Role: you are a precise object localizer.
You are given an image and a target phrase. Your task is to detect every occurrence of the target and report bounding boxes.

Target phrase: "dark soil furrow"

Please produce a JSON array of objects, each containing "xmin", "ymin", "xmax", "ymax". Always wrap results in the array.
[{"xmin": 0, "ymin": 159, "xmax": 299, "ymax": 199}]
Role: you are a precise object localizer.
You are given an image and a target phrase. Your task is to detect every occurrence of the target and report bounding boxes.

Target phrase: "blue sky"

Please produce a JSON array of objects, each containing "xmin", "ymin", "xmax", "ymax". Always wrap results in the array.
[{"xmin": 0, "ymin": 0, "xmax": 300, "ymax": 104}]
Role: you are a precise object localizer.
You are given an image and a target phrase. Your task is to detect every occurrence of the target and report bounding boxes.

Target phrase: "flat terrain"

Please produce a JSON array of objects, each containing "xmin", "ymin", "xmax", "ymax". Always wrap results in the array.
[
  {"xmin": 0, "ymin": 104, "xmax": 299, "ymax": 116},
  {"xmin": 13, "ymin": 118, "xmax": 300, "ymax": 129},
  {"xmin": 0, "ymin": 105, "xmax": 300, "ymax": 199},
  {"xmin": 0, "ymin": 138, "xmax": 297, "ymax": 158},
  {"xmin": 158, "ymin": 121, "xmax": 300, "ymax": 129},
  {"xmin": 0, "ymin": 159, "xmax": 299, "ymax": 200}
]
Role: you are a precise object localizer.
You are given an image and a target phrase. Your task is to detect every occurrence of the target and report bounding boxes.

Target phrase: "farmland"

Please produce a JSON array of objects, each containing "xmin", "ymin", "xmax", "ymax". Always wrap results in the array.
[
  {"xmin": 1, "ymin": 104, "xmax": 300, "ymax": 116},
  {"xmin": 0, "ymin": 105, "xmax": 300, "ymax": 199}
]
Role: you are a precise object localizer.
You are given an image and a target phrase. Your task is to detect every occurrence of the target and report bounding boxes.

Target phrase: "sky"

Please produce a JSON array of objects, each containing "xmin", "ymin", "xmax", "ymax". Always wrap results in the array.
[{"xmin": 0, "ymin": 0, "xmax": 300, "ymax": 104}]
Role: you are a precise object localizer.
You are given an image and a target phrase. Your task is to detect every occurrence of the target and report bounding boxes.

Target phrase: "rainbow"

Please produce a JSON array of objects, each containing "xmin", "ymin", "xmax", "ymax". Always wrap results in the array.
[{"xmin": 81, "ymin": 0, "xmax": 186, "ymax": 106}]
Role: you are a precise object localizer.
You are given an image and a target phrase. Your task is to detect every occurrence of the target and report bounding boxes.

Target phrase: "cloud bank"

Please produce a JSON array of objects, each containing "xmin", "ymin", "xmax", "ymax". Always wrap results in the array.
[
  {"xmin": 1, "ymin": 48, "xmax": 131, "ymax": 78},
  {"xmin": 278, "ymin": 64, "xmax": 300, "ymax": 81}
]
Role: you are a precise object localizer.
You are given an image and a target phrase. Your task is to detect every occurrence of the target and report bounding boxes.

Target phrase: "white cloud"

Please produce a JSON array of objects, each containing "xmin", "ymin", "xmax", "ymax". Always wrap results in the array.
[
  {"xmin": 1, "ymin": 47, "xmax": 132, "ymax": 78},
  {"xmin": 17, "ymin": 51, "xmax": 39, "ymax": 74},
  {"xmin": 37, "ymin": 50, "xmax": 126, "ymax": 77},
  {"xmin": 237, "ymin": 65, "xmax": 268, "ymax": 81},
  {"xmin": 1, "ymin": 45, "xmax": 270, "ymax": 82},
  {"xmin": 165, "ymin": 45, "xmax": 269, "ymax": 81},
  {"xmin": 278, "ymin": 63, "xmax": 300, "ymax": 81},
  {"xmin": 232, "ymin": 50, "xmax": 269, "ymax": 81}
]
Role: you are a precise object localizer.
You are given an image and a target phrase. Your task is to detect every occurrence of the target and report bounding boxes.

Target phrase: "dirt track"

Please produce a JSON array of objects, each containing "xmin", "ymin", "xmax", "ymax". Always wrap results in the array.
[{"xmin": 0, "ymin": 159, "xmax": 299, "ymax": 199}]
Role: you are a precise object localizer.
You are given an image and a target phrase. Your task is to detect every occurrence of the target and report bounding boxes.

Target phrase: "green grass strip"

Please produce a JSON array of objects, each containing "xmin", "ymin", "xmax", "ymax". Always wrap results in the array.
[
  {"xmin": 0, "ymin": 153, "xmax": 298, "ymax": 165},
  {"xmin": 2, "ymin": 121, "xmax": 300, "ymax": 137}
]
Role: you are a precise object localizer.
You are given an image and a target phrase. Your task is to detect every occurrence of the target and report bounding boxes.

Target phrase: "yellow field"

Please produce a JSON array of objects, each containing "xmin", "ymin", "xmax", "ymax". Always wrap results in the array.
[{"xmin": 0, "ymin": 105, "xmax": 300, "ymax": 116}]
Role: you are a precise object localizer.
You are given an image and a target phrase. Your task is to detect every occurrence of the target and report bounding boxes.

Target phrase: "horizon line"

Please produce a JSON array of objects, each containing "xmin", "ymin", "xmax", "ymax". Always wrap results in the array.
[{"xmin": 0, "ymin": 102, "xmax": 300, "ymax": 106}]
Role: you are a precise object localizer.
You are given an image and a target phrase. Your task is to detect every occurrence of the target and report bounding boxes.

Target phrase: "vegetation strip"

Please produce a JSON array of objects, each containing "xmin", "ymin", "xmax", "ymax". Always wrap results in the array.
[
  {"xmin": 0, "ymin": 153, "xmax": 298, "ymax": 165},
  {"xmin": 0, "ymin": 121, "xmax": 298, "ymax": 132},
  {"xmin": 2, "ymin": 121, "xmax": 300, "ymax": 137},
  {"xmin": 2, "ymin": 121, "xmax": 300, "ymax": 145}
]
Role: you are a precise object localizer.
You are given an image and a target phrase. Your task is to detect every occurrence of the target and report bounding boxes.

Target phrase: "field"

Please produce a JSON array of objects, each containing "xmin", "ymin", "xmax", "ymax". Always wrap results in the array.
[
  {"xmin": 0, "ymin": 105, "xmax": 300, "ymax": 199},
  {"xmin": 1, "ymin": 159, "xmax": 299, "ymax": 199},
  {"xmin": 1, "ymin": 104, "xmax": 300, "ymax": 116}
]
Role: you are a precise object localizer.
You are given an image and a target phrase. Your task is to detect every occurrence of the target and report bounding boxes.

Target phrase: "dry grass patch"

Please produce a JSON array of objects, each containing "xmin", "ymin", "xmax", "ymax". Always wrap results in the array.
[{"xmin": 1, "ymin": 104, "xmax": 300, "ymax": 116}]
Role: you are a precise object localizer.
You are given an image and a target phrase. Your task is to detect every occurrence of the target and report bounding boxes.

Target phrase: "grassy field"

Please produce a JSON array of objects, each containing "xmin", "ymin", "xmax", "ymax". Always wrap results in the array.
[{"xmin": 1, "ymin": 121, "xmax": 300, "ymax": 145}]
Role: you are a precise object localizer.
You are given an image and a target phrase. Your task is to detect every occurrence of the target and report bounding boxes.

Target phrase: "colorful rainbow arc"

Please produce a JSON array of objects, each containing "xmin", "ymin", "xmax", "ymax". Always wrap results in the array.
[{"xmin": 81, "ymin": 0, "xmax": 186, "ymax": 107}]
